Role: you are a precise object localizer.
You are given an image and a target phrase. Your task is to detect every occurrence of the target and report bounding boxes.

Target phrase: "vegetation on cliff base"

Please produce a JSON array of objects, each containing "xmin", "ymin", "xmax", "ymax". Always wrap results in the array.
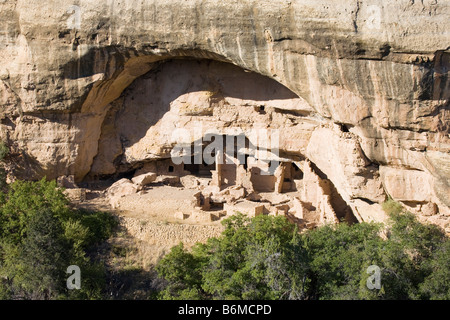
[
  {"xmin": 0, "ymin": 175, "xmax": 448, "ymax": 300},
  {"xmin": 0, "ymin": 179, "xmax": 118, "ymax": 299},
  {"xmin": 156, "ymin": 212, "xmax": 449, "ymax": 300}
]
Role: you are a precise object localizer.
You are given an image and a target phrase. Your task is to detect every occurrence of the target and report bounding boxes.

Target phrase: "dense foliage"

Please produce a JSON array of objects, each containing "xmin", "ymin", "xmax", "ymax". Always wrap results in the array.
[
  {"xmin": 0, "ymin": 164, "xmax": 447, "ymax": 300},
  {"xmin": 0, "ymin": 178, "xmax": 117, "ymax": 299},
  {"xmin": 156, "ymin": 211, "xmax": 449, "ymax": 300}
]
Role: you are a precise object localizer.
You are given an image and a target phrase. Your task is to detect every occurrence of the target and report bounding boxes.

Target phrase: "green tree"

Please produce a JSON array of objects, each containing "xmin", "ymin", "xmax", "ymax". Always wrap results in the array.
[
  {"xmin": 0, "ymin": 178, "xmax": 71, "ymax": 244},
  {"xmin": 0, "ymin": 178, "xmax": 117, "ymax": 300},
  {"xmin": 2, "ymin": 208, "xmax": 69, "ymax": 299},
  {"xmin": 304, "ymin": 222, "xmax": 384, "ymax": 300},
  {"xmin": 156, "ymin": 242, "xmax": 204, "ymax": 300},
  {"xmin": 419, "ymin": 240, "xmax": 450, "ymax": 299},
  {"xmin": 378, "ymin": 211, "xmax": 447, "ymax": 300},
  {"xmin": 157, "ymin": 214, "xmax": 310, "ymax": 300},
  {"xmin": 202, "ymin": 214, "xmax": 309, "ymax": 300},
  {"xmin": 155, "ymin": 203, "xmax": 449, "ymax": 301}
]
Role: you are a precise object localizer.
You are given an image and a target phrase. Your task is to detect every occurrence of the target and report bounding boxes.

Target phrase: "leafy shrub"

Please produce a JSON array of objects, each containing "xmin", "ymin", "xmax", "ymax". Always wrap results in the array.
[
  {"xmin": 382, "ymin": 198, "xmax": 403, "ymax": 215},
  {"xmin": 157, "ymin": 214, "xmax": 309, "ymax": 300},
  {"xmin": 378, "ymin": 211, "xmax": 447, "ymax": 300},
  {"xmin": 77, "ymin": 210, "xmax": 118, "ymax": 248},
  {"xmin": 0, "ymin": 179, "xmax": 70, "ymax": 245},
  {"xmin": 156, "ymin": 206, "xmax": 449, "ymax": 300},
  {"xmin": 304, "ymin": 222, "xmax": 384, "ymax": 300},
  {"xmin": 0, "ymin": 178, "xmax": 117, "ymax": 300},
  {"xmin": 419, "ymin": 240, "xmax": 450, "ymax": 300}
]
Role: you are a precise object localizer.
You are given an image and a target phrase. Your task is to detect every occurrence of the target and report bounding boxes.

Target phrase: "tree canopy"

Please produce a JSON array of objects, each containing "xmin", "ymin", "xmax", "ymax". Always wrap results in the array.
[
  {"xmin": 0, "ymin": 178, "xmax": 117, "ymax": 300},
  {"xmin": 156, "ymin": 210, "xmax": 449, "ymax": 300}
]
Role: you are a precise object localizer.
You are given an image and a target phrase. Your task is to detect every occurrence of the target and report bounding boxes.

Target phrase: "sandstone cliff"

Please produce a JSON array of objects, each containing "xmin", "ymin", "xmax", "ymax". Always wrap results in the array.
[{"xmin": 0, "ymin": 0, "xmax": 448, "ymax": 229}]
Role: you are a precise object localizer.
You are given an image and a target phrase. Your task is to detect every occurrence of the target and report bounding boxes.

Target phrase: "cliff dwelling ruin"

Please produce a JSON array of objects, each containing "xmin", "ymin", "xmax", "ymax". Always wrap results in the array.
[{"xmin": 57, "ymin": 58, "xmax": 360, "ymax": 230}]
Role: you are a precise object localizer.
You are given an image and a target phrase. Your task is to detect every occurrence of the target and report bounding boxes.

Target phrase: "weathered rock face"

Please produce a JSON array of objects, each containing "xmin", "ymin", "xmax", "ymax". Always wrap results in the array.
[{"xmin": 0, "ymin": 0, "xmax": 449, "ymax": 229}]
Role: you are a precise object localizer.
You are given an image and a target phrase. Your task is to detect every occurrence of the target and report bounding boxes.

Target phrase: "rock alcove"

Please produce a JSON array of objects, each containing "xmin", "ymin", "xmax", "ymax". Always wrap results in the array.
[{"xmin": 79, "ymin": 58, "xmax": 358, "ymax": 227}]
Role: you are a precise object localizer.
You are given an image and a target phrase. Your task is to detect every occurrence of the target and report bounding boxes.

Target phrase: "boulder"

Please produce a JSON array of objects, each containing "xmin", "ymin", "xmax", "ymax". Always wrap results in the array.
[
  {"xmin": 380, "ymin": 166, "xmax": 433, "ymax": 202},
  {"xmin": 132, "ymin": 172, "xmax": 157, "ymax": 187},
  {"xmin": 106, "ymin": 178, "xmax": 139, "ymax": 208},
  {"xmin": 63, "ymin": 188, "xmax": 86, "ymax": 202},
  {"xmin": 351, "ymin": 199, "xmax": 389, "ymax": 224}
]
